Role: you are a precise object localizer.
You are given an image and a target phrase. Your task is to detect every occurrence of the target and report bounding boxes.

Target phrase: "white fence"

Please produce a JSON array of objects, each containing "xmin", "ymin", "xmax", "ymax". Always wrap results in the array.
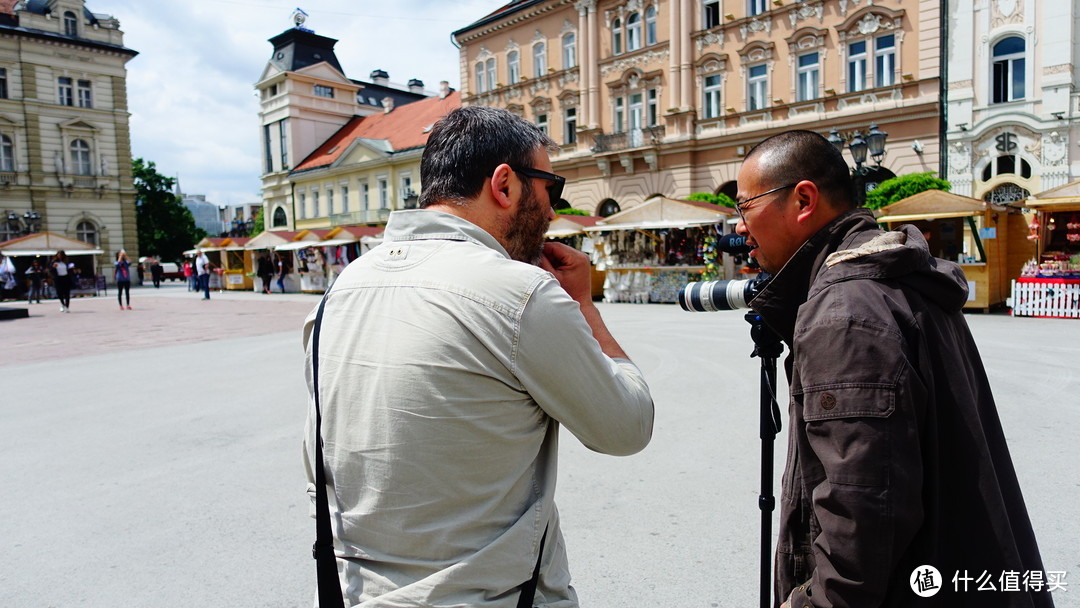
[{"xmin": 1008, "ymin": 279, "xmax": 1080, "ymax": 318}]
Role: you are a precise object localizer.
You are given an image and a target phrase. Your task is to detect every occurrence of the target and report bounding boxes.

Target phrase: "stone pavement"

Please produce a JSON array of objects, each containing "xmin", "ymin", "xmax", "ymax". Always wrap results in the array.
[
  {"xmin": 0, "ymin": 290, "xmax": 1076, "ymax": 606},
  {"xmin": 0, "ymin": 282, "xmax": 320, "ymax": 366}
]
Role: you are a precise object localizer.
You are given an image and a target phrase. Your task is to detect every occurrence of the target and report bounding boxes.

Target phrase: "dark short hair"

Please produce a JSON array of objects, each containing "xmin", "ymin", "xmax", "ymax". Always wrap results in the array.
[
  {"xmin": 745, "ymin": 130, "xmax": 856, "ymax": 209},
  {"xmin": 419, "ymin": 106, "xmax": 557, "ymax": 208}
]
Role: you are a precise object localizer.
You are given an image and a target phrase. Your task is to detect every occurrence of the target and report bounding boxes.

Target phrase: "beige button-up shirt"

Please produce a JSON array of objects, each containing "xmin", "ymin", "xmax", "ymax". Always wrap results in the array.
[{"xmin": 304, "ymin": 210, "xmax": 654, "ymax": 607}]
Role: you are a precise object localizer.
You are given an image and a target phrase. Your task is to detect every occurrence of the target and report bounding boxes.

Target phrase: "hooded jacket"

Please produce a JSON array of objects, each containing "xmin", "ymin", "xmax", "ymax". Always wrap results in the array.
[{"xmin": 751, "ymin": 209, "xmax": 1052, "ymax": 608}]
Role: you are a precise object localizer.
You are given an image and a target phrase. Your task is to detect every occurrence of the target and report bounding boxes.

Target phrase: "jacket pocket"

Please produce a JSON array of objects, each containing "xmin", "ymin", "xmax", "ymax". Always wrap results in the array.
[{"xmin": 796, "ymin": 383, "xmax": 895, "ymax": 422}]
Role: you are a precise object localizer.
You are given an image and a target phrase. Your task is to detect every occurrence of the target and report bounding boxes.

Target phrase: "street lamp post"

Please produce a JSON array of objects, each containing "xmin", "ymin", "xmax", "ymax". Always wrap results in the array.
[
  {"xmin": 4, "ymin": 210, "xmax": 41, "ymax": 236},
  {"xmin": 827, "ymin": 125, "xmax": 895, "ymax": 206}
]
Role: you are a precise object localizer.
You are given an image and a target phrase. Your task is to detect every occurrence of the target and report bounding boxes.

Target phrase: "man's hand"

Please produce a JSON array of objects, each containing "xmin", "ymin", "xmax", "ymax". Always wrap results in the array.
[{"xmin": 539, "ymin": 242, "xmax": 591, "ymax": 303}]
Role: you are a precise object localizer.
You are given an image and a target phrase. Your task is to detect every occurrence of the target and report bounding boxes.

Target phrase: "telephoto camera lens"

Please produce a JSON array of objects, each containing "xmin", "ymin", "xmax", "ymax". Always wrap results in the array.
[{"xmin": 679, "ymin": 279, "xmax": 761, "ymax": 312}]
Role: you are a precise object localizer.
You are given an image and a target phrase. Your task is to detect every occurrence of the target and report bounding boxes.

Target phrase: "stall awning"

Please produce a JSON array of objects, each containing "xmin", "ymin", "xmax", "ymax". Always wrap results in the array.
[
  {"xmin": 183, "ymin": 247, "xmax": 224, "ymax": 255},
  {"xmin": 275, "ymin": 241, "xmax": 320, "ymax": 251},
  {"xmin": 583, "ymin": 218, "xmax": 722, "ymax": 232},
  {"xmin": 875, "ymin": 210, "xmax": 981, "ymax": 223},
  {"xmin": 1, "ymin": 248, "xmax": 103, "ymax": 256},
  {"xmin": 318, "ymin": 238, "xmax": 361, "ymax": 247}
]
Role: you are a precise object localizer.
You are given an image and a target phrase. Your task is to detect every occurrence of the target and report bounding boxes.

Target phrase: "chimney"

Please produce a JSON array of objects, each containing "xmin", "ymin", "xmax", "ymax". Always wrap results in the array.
[
  {"xmin": 407, "ymin": 78, "xmax": 425, "ymax": 94},
  {"xmin": 370, "ymin": 69, "xmax": 389, "ymax": 85},
  {"xmin": 381, "ymin": 96, "xmax": 394, "ymax": 113},
  {"xmin": 438, "ymin": 81, "xmax": 452, "ymax": 99}
]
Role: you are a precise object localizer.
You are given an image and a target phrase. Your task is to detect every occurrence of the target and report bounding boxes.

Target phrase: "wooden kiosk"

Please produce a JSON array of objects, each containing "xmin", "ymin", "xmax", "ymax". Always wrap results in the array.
[
  {"xmin": 875, "ymin": 190, "xmax": 1034, "ymax": 311},
  {"xmin": 1010, "ymin": 181, "xmax": 1080, "ymax": 317},
  {"xmin": 583, "ymin": 197, "xmax": 732, "ymax": 303}
]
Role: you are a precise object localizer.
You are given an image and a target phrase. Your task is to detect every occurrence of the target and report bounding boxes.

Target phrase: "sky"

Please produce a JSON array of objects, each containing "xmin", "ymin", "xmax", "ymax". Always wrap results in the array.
[{"xmin": 89, "ymin": 0, "xmax": 502, "ymax": 206}]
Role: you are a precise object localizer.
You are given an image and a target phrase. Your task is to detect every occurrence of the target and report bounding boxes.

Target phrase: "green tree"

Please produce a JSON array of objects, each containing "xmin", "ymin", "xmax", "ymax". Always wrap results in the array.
[
  {"xmin": 133, "ymin": 158, "xmax": 206, "ymax": 262},
  {"xmin": 687, "ymin": 191, "xmax": 736, "ymax": 208},
  {"xmin": 556, "ymin": 207, "xmax": 590, "ymax": 216},
  {"xmin": 251, "ymin": 206, "xmax": 265, "ymax": 235},
  {"xmin": 864, "ymin": 172, "xmax": 951, "ymax": 210}
]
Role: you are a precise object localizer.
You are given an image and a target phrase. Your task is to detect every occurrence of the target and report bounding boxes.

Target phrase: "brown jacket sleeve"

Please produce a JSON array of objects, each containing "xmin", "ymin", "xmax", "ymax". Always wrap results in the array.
[{"xmin": 788, "ymin": 318, "xmax": 926, "ymax": 608}]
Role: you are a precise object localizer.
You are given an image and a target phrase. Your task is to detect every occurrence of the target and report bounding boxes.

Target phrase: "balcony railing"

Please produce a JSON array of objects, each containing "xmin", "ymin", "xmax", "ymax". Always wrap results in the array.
[{"xmin": 592, "ymin": 126, "xmax": 665, "ymax": 153}]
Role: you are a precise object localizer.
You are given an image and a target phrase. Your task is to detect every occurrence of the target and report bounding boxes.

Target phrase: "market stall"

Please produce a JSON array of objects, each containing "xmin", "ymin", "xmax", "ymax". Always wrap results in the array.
[
  {"xmin": 220, "ymin": 237, "xmax": 253, "ymax": 291},
  {"xmin": 243, "ymin": 230, "xmax": 300, "ymax": 292},
  {"xmin": 0, "ymin": 232, "xmax": 105, "ymax": 297},
  {"xmin": 186, "ymin": 237, "xmax": 230, "ymax": 290},
  {"xmin": 320, "ymin": 226, "xmax": 383, "ymax": 288},
  {"xmin": 875, "ymin": 190, "xmax": 1033, "ymax": 312},
  {"xmin": 1008, "ymin": 181, "xmax": 1080, "ymax": 317},
  {"xmin": 583, "ymin": 197, "xmax": 732, "ymax": 303},
  {"xmin": 275, "ymin": 232, "xmax": 326, "ymax": 293}
]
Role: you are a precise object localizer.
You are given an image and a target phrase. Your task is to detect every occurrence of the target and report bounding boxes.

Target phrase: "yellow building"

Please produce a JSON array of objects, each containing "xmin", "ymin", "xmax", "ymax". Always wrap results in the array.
[
  {"xmin": 0, "ymin": 0, "xmax": 138, "ymax": 271},
  {"xmin": 453, "ymin": 0, "xmax": 943, "ymax": 214},
  {"xmin": 289, "ymin": 89, "xmax": 461, "ymax": 231}
]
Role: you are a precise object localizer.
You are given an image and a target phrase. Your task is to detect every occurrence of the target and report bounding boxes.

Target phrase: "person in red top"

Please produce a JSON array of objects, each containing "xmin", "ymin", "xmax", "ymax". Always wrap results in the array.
[{"xmin": 183, "ymin": 259, "xmax": 195, "ymax": 291}]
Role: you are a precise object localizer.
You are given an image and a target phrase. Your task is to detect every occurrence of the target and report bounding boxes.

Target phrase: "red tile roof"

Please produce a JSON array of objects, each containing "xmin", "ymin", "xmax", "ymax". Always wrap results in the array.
[
  {"xmin": 0, "ymin": 0, "xmax": 17, "ymax": 16},
  {"xmin": 292, "ymin": 91, "xmax": 461, "ymax": 173}
]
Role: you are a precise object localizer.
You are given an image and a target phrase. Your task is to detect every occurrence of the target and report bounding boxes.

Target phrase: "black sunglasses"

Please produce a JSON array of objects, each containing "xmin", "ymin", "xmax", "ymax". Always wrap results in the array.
[{"xmin": 511, "ymin": 165, "xmax": 566, "ymax": 206}]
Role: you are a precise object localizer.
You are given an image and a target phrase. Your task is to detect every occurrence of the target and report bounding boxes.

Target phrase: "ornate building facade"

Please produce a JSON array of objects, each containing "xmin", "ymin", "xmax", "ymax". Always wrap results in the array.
[
  {"xmin": 945, "ymin": 0, "xmax": 1077, "ymax": 204},
  {"xmin": 0, "ymin": 0, "xmax": 138, "ymax": 261},
  {"xmin": 454, "ymin": 0, "xmax": 942, "ymax": 214}
]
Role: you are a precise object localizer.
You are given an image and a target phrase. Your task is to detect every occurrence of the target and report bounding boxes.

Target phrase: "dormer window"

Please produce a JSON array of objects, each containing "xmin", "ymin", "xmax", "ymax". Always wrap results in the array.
[{"xmin": 64, "ymin": 11, "xmax": 78, "ymax": 37}]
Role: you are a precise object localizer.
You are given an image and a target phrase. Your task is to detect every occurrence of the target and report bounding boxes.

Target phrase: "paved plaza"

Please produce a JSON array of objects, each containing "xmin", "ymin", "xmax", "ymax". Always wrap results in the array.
[{"xmin": 1, "ymin": 283, "xmax": 1076, "ymax": 607}]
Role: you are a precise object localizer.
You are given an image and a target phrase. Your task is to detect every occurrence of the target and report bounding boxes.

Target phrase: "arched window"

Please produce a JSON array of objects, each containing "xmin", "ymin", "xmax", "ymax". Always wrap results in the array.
[
  {"xmin": 533, "ymin": 42, "xmax": 546, "ymax": 77},
  {"xmin": 63, "ymin": 11, "xmax": 78, "ymax": 37},
  {"xmin": 597, "ymin": 199, "xmax": 621, "ymax": 217},
  {"xmin": 627, "ymin": 13, "xmax": 642, "ymax": 51},
  {"xmin": 76, "ymin": 220, "xmax": 97, "ymax": 246},
  {"xmin": 612, "ymin": 18, "xmax": 623, "ymax": 55},
  {"xmin": 645, "ymin": 6, "xmax": 658, "ymax": 45},
  {"xmin": 562, "ymin": 33, "xmax": 576, "ymax": 69},
  {"xmin": 508, "ymin": 50, "xmax": 520, "ymax": 84},
  {"xmin": 272, "ymin": 206, "xmax": 288, "ymax": 227},
  {"xmin": 0, "ymin": 134, "xmax": 13, "ymax": 172},
  {"xmin": 70, "ymin": 139, "xmax": 91, "ymax": 175},
  {"xmin": 992, "ymin": 36, "xmax": 1025, "ymax": 103}
]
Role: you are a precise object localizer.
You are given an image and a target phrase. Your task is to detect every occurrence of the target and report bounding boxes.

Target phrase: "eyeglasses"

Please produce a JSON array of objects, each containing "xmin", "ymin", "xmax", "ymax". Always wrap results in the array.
[
  {"xmin": 734, "ymin": 182, "xmax": 799, "ymax": 224},
  {"xmin": 511, "ymin": 166, "xmax": 566, "ymax": 206}
]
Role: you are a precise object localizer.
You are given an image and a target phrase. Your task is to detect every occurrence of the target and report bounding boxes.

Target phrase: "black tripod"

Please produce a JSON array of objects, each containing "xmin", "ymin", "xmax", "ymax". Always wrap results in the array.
[{"xmin": 746, "ymin": 310, "xmax": 784, "ymax": 608}]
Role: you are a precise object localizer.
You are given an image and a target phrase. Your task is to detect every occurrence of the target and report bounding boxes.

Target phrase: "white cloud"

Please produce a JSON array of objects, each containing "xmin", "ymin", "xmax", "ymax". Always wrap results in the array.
[{"xmin": 89, "ymin": 0, "xmax": 498, "ymax": 205}]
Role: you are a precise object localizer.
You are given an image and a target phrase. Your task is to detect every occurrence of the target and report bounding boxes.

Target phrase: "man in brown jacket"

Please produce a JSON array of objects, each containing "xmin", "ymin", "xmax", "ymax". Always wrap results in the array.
[{"xmin": 734, "ymin": 130, "xmax": 1053, "ymax": 608}]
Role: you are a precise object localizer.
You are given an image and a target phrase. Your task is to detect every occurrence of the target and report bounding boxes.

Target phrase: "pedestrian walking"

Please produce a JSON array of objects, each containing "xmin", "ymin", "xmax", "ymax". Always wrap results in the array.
[
  {"xmin": 51, "ymin": 250, "xmax": 72, "ymax": 313},
  {"xmin": 257, "ymin": 253, "xmax": 274, "ymax": 294},
  {"xmin": 25, "ymin": 259, "xmax": 45, "ymax": 304},
  {"xmin": 195, "ymin": 250, "xmax": 211, "ymax": 300},
  {"xmin": 183, "ymin": 259, "xmax": 195, "ymax": 291},
  {"xmin": 115, "ymin": 250, "xmax": 133, "ymax": 310},
  {"xmin": 275, "ymin": 252, "xmax": 289, "ymax": 293},
  {"xmin": 150, "ymin": 258, "xmax": 163, "ymax": 288}
]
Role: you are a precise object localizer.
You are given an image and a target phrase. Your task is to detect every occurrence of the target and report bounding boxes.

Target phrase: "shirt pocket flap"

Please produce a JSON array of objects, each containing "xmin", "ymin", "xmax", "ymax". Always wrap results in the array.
[{"xmin": 797, "ymin": 383, "xmax": 895, "ymax": 422}]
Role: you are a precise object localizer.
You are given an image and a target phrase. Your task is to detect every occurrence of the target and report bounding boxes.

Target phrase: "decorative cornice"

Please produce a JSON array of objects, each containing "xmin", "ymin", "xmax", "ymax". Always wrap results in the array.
[{"xmin": 599, "ymin": 48, "xmax": 668, "ymax": 77}]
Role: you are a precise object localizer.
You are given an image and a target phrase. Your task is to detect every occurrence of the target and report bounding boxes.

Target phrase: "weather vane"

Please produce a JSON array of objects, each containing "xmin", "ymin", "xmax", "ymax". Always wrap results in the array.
[{"xmin": 292, "ymin": 8, "xmax": 312, "ymax": 32}]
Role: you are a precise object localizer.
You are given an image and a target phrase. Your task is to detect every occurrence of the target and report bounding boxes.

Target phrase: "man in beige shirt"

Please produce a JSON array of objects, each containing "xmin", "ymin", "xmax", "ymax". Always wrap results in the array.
[{"xmin": 303, "ymin": 106, "xmax": 654, "ymax": 607}]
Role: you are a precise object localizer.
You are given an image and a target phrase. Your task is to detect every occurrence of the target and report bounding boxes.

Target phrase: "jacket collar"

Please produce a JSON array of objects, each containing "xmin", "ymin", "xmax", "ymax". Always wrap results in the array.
[
  {"xmin": 383, "ymin": 209, "xmax": 512, "ymax": 260},
  {"xmin": 750, "ymin": 208, "xmax": 881, "ymax": 345}
]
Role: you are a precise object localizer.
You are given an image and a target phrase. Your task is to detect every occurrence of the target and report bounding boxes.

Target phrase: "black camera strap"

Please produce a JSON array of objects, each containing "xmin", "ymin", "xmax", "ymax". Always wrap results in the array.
[
  {"xmin": 310, "ymin": 296, "xmax": 344, "ymax": 608},
  {"xmin": 310, "ymin": 294, "xmax": 546, "ymax": 608}
]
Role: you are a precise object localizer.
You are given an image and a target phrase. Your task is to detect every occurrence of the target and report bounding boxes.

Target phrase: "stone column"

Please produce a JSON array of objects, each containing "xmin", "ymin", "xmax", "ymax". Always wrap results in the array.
[
  {"xmin": 587, "ymin": 1, "xmax": 601, "ymax": 129},
  {"xmin": 577, "ymin": 0, "xmax": 591, "ymax": 126},
  {"xmin": 680, "ymin": 1, "xmax": 693, "ymax": 111},
  {"xmin": 668, "ymin": 0, "xmax": 682, "ymax": 109}
]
